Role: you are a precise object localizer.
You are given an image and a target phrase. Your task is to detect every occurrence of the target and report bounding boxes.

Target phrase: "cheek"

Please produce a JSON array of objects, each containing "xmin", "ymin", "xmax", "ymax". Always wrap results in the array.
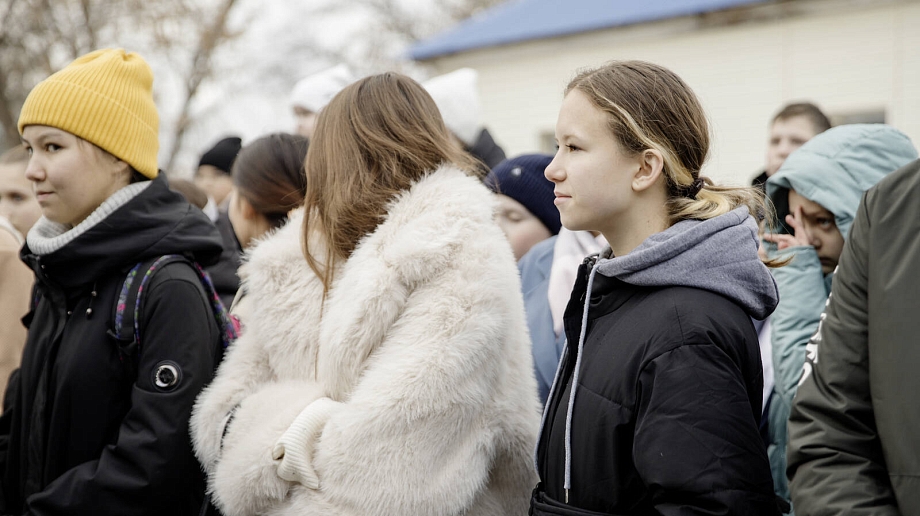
[
  {"xmin": 829, "ymin": 234, "xmax": 845, "ymax": 257},
  {"xmin": 507, "ymin": 220, "xmax": 551, "ymax": 249}
]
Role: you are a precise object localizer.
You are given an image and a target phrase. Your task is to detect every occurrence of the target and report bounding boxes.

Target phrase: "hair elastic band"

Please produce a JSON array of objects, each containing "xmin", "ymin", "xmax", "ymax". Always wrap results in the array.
[{"xmin": 684, "ymin": 177, "xmax": 706, "ymax": 198}]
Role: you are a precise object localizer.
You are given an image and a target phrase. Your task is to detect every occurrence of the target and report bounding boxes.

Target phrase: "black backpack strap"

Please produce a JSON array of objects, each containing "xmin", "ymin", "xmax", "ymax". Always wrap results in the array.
[
  {"xmin": 108, "ymin": 257, "xmax": 162, "ymax": 369},
  {"xmin": 109, "ymin": 254, "xmax": 239, "ymax": 370}
]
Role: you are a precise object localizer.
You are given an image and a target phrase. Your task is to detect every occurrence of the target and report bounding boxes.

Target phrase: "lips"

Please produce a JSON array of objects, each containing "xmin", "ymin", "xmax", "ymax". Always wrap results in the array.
[
  {"xmin": 35, "ymin": 191, "xmax": 53, "ymax": 202},
  {"xmin": 553, "ymin": 191, "xmax": 571, "ymax": 205}
]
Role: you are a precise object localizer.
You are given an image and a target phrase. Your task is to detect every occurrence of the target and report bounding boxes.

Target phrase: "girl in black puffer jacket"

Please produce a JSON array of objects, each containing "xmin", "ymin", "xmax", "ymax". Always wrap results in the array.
[{"xmin": 532, "ymin": 60, "xmax": 786, "ymax": 516}]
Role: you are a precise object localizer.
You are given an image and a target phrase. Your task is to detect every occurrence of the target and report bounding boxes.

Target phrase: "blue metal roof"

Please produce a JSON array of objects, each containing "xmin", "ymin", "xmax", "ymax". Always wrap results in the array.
[{"xmin": 410, "ymin": 0, "xmax": 771, "ymax": 60}]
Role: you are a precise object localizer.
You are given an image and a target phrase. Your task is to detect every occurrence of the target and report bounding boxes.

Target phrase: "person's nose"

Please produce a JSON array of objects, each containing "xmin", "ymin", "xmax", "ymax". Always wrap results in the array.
[
  {"xmin": 809, "ymin": 229, "xmax": 821, "ymax": 249},
  {"xmin": 24, "ymin": 156, "xmax": 44, "ymax": 183},
  {"xmin": 545, "ymin": 152, "xmax": 564, "ymax": 183},
  {"xmin": 778, "ymin": 139, "xmax": 795, "ymax": 160}
]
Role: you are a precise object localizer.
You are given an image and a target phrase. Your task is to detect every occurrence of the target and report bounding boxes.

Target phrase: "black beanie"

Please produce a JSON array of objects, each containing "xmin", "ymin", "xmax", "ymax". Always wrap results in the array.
[
  {"xmin": 485, "ymin": 153, "xmax": 561, "ymax": 235},
  {"xmin": 198, "ymin": 136, "xmax": 242, "ymax": 174}
]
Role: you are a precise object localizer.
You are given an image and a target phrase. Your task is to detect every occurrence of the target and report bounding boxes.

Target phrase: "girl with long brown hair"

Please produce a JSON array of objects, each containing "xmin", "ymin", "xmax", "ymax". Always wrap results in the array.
[
  {"xmin": 191, "ymin": 72, "xmax": 540, "ymax": 516},
  {"xmin": 531, "ymin": 61, "xmax": 783, "ymax": 515}
]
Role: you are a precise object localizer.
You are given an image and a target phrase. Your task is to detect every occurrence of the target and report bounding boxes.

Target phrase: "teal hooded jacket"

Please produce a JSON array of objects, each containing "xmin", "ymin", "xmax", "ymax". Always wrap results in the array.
[{"xmin": 764, "ymin": 124, "xmax": 917, "ymax": 506}]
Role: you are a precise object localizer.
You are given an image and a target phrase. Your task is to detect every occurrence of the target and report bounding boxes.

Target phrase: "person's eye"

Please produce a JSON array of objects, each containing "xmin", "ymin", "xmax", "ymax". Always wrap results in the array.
[
  {"xmin": 566, "ymin": 144, "xmax": 580, "ymax": 152},
  {"xmin": 23, "ymin": 145, "xmax": 32, "ymax": 156},
  {"xmin": 10, "ymin": 193, "xmax": 25, "ymax": 202},
  {"xmin": 504, "ymin": 211, "xmax": 524, "ymax": 223},
  {"xmin": 817, "ymin": 217, "xmax": 835, "ymax": 229},
  {"xmin": 46, "ymin": 143, "xmax": 61, "ymax": 152}
]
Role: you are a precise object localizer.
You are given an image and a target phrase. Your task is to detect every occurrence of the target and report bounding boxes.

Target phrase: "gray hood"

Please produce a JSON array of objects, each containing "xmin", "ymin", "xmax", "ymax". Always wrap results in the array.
[{"xmin": 593, "ymin": 206, "xmax": 778, "ymax": 320}]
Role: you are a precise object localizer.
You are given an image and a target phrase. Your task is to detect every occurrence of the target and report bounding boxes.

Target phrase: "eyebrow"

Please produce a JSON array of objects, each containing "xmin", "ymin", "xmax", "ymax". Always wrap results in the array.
[
  {"xmin": 800, "ymin": 207, "xmax": 833, "ymax": 218},
  {"xmin": 556, "ymin": 132, "xmax": 583, "ymax": 142}
]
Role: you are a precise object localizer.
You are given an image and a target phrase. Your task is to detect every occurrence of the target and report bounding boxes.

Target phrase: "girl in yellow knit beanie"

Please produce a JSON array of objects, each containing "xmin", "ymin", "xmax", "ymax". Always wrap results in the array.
[{"xmin": 1, "ymin": 49, "xmax": 226, "ymax": 515}]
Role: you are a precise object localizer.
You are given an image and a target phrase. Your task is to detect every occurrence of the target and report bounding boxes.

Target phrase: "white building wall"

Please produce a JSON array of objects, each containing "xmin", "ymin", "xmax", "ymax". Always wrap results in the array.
[{"xmin": 423, "ymin": 0, "xmax": 920, "ymax": 185}]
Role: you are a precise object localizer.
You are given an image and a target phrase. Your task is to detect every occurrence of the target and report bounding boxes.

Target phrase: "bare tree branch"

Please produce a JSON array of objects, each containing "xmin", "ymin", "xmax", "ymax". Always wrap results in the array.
[{"xmin": 163, "ymin": 0, "xmax": 240, "ymax": 172}]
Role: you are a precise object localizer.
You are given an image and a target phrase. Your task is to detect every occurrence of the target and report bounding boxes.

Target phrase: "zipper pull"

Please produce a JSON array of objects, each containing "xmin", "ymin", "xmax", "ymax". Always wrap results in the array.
[{"xmin": 565, "ymin": 489, "xmax": 569, "ymax": 504}]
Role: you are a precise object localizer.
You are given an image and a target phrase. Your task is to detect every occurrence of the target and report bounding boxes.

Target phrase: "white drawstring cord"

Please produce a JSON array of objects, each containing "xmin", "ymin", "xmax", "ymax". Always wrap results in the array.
[{"xmin": 563, "ymin": 263, "xmax": 598, "ymax": 503}]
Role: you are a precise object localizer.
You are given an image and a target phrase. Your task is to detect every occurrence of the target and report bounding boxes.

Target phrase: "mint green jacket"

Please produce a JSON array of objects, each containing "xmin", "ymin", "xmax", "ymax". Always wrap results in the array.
[{"xmin": 764, "ymin": 124, "xmax": 917, "ymax": 505}]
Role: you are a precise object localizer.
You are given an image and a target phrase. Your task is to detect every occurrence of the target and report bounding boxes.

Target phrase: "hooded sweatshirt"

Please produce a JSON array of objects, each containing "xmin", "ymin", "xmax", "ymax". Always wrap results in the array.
[
  {"xmin": 535, "ymin": 207, "xmax": 781, "ymax": 515},
  {"xmin": 764, "ymin": 124, "xmax": 917, "ymax": 504}
]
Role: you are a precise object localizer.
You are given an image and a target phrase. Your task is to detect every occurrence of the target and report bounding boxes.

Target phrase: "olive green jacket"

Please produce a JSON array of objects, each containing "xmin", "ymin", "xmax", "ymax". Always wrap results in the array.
[{"xmin": 787, "ymin": 159, "xmax": 920, "ymax": 515}]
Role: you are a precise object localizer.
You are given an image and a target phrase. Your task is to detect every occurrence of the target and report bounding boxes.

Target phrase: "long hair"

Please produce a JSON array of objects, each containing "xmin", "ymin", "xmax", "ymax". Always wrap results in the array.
[
  {"xmin": 302, "ymin": 72, "xmax": 483, "ymax": 293},
  {"xmin": 566, "ymin": 61, "xmax": 772, "ymax": 227}
]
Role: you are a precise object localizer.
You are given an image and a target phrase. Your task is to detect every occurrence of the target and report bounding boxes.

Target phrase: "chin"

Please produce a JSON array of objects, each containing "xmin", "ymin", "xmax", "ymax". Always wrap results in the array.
[{"xmin": 559, "ymin": 216, "xmax": 586, "ymax": 232}]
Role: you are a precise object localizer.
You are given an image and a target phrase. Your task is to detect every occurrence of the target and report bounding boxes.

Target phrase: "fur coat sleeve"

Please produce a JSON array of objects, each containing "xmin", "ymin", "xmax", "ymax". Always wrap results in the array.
[{"xmin": 191, "ymin": 165, "xmax": 541, "ymax": 516}]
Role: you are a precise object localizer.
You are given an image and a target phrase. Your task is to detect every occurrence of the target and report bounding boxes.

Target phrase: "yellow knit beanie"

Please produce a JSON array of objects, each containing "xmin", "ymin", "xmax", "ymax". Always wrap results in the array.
[{"xmin": 18, "ymin": 48, "xmax": 160, "ymax": 179}]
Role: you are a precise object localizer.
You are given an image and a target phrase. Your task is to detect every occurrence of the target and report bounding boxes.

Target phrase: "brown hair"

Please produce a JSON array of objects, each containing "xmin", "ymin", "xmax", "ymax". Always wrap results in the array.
[
  {"xmin": 232, "ymin": 133, "xmax": 308, "ymax": 229},
  {"xmin": 566, "ymin": 60, "xmax": 772, "ymax": 228},
  {"xmin": 302, "ymin": 72, "xmax": 483, "ymax": 293},
  {"xmin": 772, "ymin": 102, "xmax": 831, "ymax": 134}
]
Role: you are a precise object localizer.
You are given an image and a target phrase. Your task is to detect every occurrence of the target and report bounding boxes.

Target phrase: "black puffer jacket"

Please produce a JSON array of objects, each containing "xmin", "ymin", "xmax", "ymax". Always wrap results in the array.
[
  {"xmin": 533, "ymin": 208, "xmax": 781, "ymax": 515},
  {"xmin": 0, "ymin": 175, "xmax": 223, "ymax": 516}
]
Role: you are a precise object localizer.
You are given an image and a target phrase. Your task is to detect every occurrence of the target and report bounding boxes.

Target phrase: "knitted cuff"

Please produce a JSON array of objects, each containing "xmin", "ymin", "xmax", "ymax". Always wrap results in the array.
[{"xmin": 272, "ymin": 397, "xmax": 343, "ymax": 489}]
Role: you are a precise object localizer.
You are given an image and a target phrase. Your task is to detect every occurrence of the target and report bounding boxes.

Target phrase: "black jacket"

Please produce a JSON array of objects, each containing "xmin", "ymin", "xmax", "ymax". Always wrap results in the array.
[
  {"xmin": 0, "ymin": 175, "xmax": 223, "ymax": 515},
  {"xmin": 204, "ymin": 209, "xmax": 241, "ymax": 308},
  {"xmin": 536, "ymin": 261, "xmax": 779, "ymax": 515}
]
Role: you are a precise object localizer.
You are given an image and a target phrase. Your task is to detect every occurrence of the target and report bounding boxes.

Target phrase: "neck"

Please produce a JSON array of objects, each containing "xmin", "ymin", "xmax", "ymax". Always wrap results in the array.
[{"xmin": 601, "ymin": 203, "xmax": 669, "ymax": 258}]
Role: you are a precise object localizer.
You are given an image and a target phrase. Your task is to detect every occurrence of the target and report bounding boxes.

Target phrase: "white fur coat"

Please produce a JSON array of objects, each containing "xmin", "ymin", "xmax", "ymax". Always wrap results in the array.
[{"xmin": 191, "ymin": 165, "xmax": 541, "ymax": 516}]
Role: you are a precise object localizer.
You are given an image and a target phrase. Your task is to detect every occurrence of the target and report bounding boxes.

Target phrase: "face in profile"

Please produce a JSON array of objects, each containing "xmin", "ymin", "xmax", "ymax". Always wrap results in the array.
[
  {"xmin": 227, "ymin": 186, "xmax": 271, "ymax": 249},
  {"xmin": 21, "ymin": 125, "xmax": 129, "ymax": 227},
  {"xmin": 544, "ymin": 89, "xmax": 640, "ymax": 239},
  {"xmin": 495, "ymin": 194, "xmax": 551, "ymax": 260},
  {"xmin": 766, "ymin": 115, "xmax": 818, "ymax": 177},
  {"xmin": 0, "ymin": 157, "xmax": 42, "ymax": 236}
]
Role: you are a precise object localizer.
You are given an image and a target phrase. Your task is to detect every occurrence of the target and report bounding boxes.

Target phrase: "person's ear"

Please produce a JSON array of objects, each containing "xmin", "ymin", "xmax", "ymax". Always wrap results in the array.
[
  {"xmin": 237, "ymin": 193, "xmax": 258, "ymax": 220},
  {"xmin": 101, "ymin": 152, "xmax": 132, "ymax": 184},
  {"xmin": 633, "ymin": 149, "xmax": 665, "ymax": 193}
]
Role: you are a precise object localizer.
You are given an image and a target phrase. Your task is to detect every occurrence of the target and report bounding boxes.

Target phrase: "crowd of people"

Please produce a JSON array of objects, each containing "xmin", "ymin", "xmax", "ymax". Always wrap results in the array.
[{"xmin": 0, "ymin": 47, "xmax": 916, "ymax": 516}]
